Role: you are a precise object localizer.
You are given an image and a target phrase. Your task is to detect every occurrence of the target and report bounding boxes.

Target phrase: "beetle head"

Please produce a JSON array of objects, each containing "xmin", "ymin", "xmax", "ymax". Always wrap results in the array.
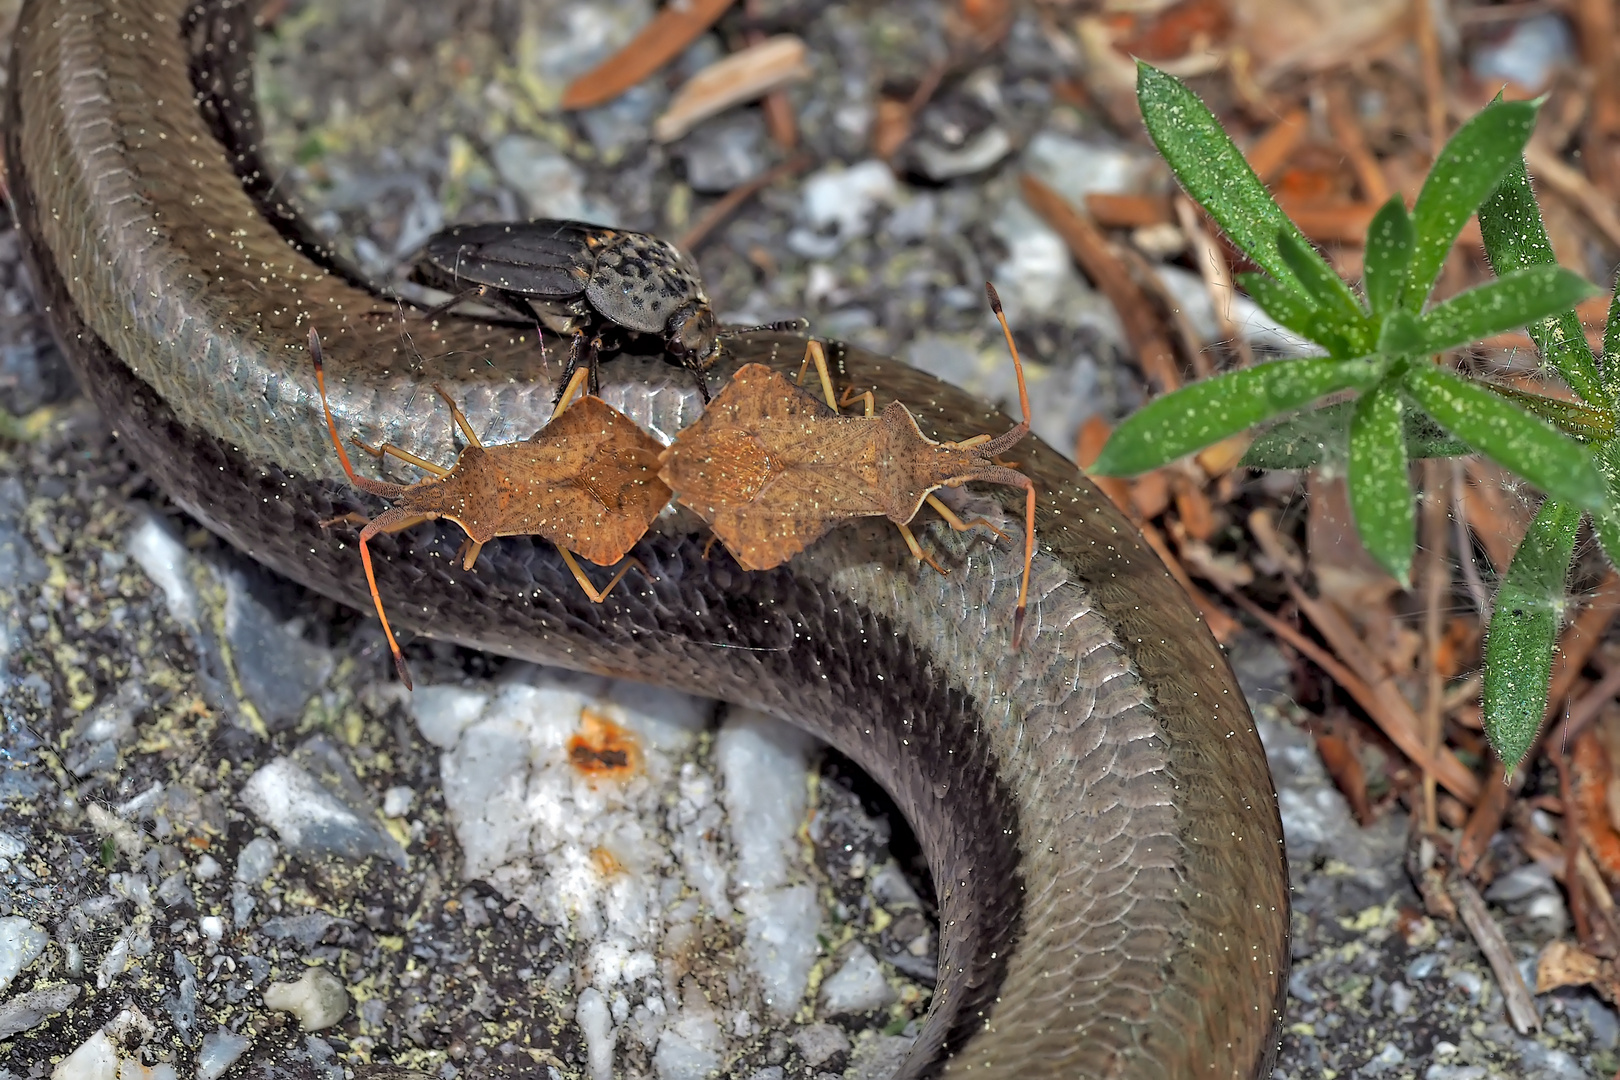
[{"xmin": 666, "ymin": 302, "xmax": 720, "ymax": 367}]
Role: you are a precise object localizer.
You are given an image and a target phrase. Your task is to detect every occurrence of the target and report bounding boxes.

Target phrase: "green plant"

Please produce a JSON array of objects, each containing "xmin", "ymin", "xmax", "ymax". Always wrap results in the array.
[{"xmin": 1096, "ymin": 63, "xmax": 1619, "ymax": 771}]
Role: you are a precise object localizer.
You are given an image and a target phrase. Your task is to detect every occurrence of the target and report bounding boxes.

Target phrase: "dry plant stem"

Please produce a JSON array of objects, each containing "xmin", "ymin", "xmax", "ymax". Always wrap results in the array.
[
  {"xmin": 679, "ymin": 154, "xmax": 810, "ymax": 251},
  {"xmin": 561, "ymin": 0, "xmax": 738, "ymax": 110},
  {"xmin": 1325, "ymin": 80, "xmax": 1391, "ymax": 203},
  {"xmin": 1218, "ymin": 583, "xmax": 1478, "ymax": 801},
  {"xmin": 1140, "ymin": 517, "xmax": 1240, "ymax": 642},
  {"xmin": 1413, "ymin": 0, "xmax": 1448, "ymax": 156},
  {"xmin": 1448, "ymin": 875, "xmax": 1542, "ymax": 1034},
  {"xmin": 1421, "ymin": 463, "xmax": 1450, "ymax": 833},
  {"xmin": 1575, "ymin": 0, "xmax": 1618, "ymax": 189},
  {"xmin": 1173, "ymin": 195, "xmax": 1250, "ymax": 371},
  {"xmin": 1244, "ymin": 107, "xmax": 1308, "ymax": 183},
  {"xmin": 1449, "ymin": 460, "xmax": 1490, "ymax": 613},
  {"xmin": 1274, "ymin": 577, "xmax": 1482, "ymax": 803},
  {"xmin": 1553, "ymin": 747, "xmax": 1596, "ymax": 946},
  {"xmin": 1020, "ymin": 173, "xmax": 1180, "ymax": 392},
  {"xmin": 1110, "ymin": 244, "xmax": 1210, "ymax": 380}
]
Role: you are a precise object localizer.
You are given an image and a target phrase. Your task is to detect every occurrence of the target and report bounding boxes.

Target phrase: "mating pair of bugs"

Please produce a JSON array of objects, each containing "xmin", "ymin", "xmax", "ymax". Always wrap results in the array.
[{"xmin": 313, "ymin": 285, "xmax": 1037, "ymax": 689}]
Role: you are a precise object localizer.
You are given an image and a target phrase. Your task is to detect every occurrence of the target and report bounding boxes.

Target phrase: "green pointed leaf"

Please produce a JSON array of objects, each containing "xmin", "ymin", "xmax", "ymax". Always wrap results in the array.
[
  {"xmin": 1135, "ymin": 63, "xmax": 1311, "ymax": 294},
  {"xmin": 1363, "ymin": 195, "xmax": 1414, "ymax": 316},
  {"xmin": 1241, "ymin": 399, "xmax": 1470, "ymax": 469},
  {"xmin": 1482, "ymin": 497, "xmax": 1580, "ymax": 771},
  {"xmin": 1239, "ymin": 272, "xmax": 1361, "ymax": 358},
  {"xmin": 1482, "ymin": 382, "xmax": 1616, "ymax": 441},
  {"xmin": 1594, "ymin": 440, "xmax": 1620, "ymax": 567},
  {"xmin": 1091, "ymin": 357, "xmax": 1381, "ymax": 476},
  {"xmin": 1478, "ymin": 154, "xmax": 1604, "ymax": 402},
  {"xmin": 1348, "ymin": 385, "xmax": 1414, "ymax": 584},
  {"xmin": 1277, "ymin": 230, "xmax": 1365, "ymax": 318},
  {"xmin": 1402, "ymin": 363, "xmax": 1608, "ymax": 509},
  {"xmin": 1604, "ymin": 271, "xmax": 1620, "ymax": 399},
  {"xmin": 1406, "ymin": 100, "xmax": 1538, "ymax": 312},
  {"xmin": 1236, "ymin": 272, "xmax": 1317, "ymax": 340},
  {"xmin": 1407, "ymin": 267, "xmax": 1598, "ymax": 355}
]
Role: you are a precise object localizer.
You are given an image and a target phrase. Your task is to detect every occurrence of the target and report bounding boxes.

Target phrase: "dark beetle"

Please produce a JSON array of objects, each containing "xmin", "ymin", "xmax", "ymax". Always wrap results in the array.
[{"xmin": 409, "ymin": 219, "xmax": 798, "ymax": 401}]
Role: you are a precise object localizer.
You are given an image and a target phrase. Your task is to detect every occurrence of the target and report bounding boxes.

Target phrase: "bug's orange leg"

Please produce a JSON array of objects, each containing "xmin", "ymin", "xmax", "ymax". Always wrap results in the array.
[
  {"xmin": 925, "ymin": 494, "xmax": 1008, "ymax": 542},
  {"xmin": 895, "ymin": 523, "xmax": 949, "ymax": 576},
  {"xmin": 457, "ymin": 538, "xmax": 486, "ymax": 571},
  {"xmin": 557, "ymin": 547, "xmax": 651, "ymax": 603},
  {"xmin": 986, "ymin": 282, "xmax": 1032, "ymax": 431},
  {"xmin": 795, "ymin": 340, "xmax": 842, "ymax": 413},
  {"xmin": 950, "ymin": 433, "xmax": 993, "ymax": 449},
  {"xmin": 357, "ymin": 508, "xmax": 419, "ymax": 690},
  {"xmin": 322, "ymin": 511, "xmax": 436, "ymax": 533},
  {"xmin": 838, "ymin": 384, "xmax": 876, "ymax": 418},
  {"xmin": 550, "ymin": 365, "xmax": 593, "ymax": 422},
  {"xmin": 430, "ymin": 383, "xmax": 484, "ymax": 449},
  {"xmin": 351, "ymin": 438, "xmax": 452, "ymax": 477},
  {"xmin": 702, "ymin": 533, "xmax": 721, "ymax": 561},
  {"xmin": 985, "ymin": 283, "xmax": 1037, "ymax": 648},
  {"xmin": 310, "ymin": 329, "xmax": 409, "ymax": 500}
]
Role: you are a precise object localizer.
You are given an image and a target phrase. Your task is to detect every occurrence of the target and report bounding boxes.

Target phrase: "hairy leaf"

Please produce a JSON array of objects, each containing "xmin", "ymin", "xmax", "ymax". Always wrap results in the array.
[
  {"xmin": 1092, "ymin": 358, "xmax": 1381, "ymax": 476},
  {"xmin": 1402, "ymin": 364, "xmax": 1607, "ymax": 509},
  {"xmin": 1406, "ymin": 100, "xmax": 1538, "ymax": 312},
  {"xmin": 1348, "ymin": 385, "xmax": 1414, "ymax": 584},
  {"xmin": 1482, "ymin": 498, "xmax": 1580, "ymax": 771},
  {"xmin": 1478, "ymin": 154, "xmax": 1605, "ymax": 402}
]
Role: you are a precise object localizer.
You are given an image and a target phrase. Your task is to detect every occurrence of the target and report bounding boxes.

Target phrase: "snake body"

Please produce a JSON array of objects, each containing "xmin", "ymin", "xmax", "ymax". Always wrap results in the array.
[{"xmin": 6, "ymin": 1, "xmax": 1289, "ymax": 1075}]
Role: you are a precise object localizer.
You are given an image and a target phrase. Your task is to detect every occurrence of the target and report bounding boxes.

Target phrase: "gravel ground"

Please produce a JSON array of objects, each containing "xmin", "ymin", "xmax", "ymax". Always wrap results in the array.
[{"xmin": 1, "ymin": 1, "xmax": 1618, "ymax": 1078}]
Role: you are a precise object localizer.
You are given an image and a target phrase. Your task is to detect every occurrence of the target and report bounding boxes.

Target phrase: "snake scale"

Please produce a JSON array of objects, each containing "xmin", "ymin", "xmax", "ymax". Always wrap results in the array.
[{"xmin": 5, "ymin": 0, "xmax": 1289, "ymax": 1075}]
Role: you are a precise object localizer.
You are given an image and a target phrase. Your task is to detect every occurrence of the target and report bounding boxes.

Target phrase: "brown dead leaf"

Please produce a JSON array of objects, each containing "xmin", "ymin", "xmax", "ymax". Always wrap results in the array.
[
  {"xmin": 563, "ymin": 0, "xmax": 740, "ymax": 112},
  {"xmin": 653, "ymin": 35, "xmax": 811, "ymax": 143}
]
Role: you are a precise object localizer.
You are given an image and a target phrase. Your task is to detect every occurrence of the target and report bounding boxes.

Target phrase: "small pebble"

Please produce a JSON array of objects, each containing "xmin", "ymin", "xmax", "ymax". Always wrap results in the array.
[
  {"xmin": 234, "ymin": 837, "xmax": 278, "ymax": 885},
  {"xmin": 0, "ymin": 916, "xmax": 48, "ymax": 994},
  {"xmin": 820, "ymin": 945, "xmax": 895, "ymax": 1014},
  {"xmin": 197, "ymin": 1028, "xmax": 253, "ymax": 1080},
  {"xmin": 261, "ymin": 967, "xmax": 350, "ymax": 1031},
  {"xmin": 381, "ymin": 785, "xmax": 415, "ymax": 818},
  {"xmin": 791, "ymin": 1023, "xmax": 850, "ymax": 1068}
]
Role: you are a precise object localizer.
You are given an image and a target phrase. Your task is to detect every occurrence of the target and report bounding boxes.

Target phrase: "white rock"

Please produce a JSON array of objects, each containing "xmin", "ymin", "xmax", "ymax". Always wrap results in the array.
[
  {"xmin": 1021, "ymin": 131, "xmax": 1158, "ymax": 207},
  {"xmin": 718, "ymin": 711, "xmax": 814, "ymax": 890},
  {"xmin": 127, "ymin": 517, "xmax": 198, "ymax": 628},
  {"xmin": 197, "ymin": 1028, "xmax": 252, "ymax": 1080},
  {"xmin": 408, "ymin": 685, "xmax": 490, "ymax": 748},
  {"xmin": 800, "ymin": 160, "xmax": 899, "ymax": 244},
  {"xmin": 821, "ymin": 945, "xmax": 895, "ymax": 1014},
  {"xmin": 0, "ymin": 831, "xmax": 25, "ymax": 858},
  {"xmin": 0, "ymin": 916, "xmax": 48, "ymax": 994},
  {"xmin": 381, "ymin": 786, "xmax": 415, "ymax": 818},
  {"xmin": 233, "ymin": 837, "xmax": 277, "ymax": 885},
  {"xmin": 261, "ymin": 967, "xmax": 349, "ymax": 1031},
  {"xmin": 737, "ymin": 886, "xmax": 820, "ymax": 1016},
  {"xmin": 577, "ymin": 987, "xmax": 616, "ymax": 1080},
  {"xmin": 653, "ymin": 1010, "xmax": 724, "ymax": 1080},
  {"xmin": 51, "ymin": 1030, "xmax": 117, "ymax": 1080},
  {"xmin": 792, "ymin": 1023, "xmax": 850, "ymax": 1067}
]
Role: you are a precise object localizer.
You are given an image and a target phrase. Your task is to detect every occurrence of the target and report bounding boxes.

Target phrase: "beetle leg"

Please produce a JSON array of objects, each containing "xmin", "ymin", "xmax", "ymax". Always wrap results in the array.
[{"xmin": 551, "ymin": 331, "xmax": 594, "ymax": 407}]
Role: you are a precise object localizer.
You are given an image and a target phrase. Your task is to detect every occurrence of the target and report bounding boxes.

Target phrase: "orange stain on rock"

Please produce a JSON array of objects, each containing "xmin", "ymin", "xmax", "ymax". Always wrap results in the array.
[
  {"xmin": 591, "ymin": 847, "xmax": 625, "ymax": 878},
  {"xmin": 569, "ymin": 709, "xmax": 642, "ymax": 779}
]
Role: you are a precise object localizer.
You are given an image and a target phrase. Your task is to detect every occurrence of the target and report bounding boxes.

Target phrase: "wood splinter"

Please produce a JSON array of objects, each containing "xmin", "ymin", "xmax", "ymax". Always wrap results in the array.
[
  {"xmin": 309, "ymin": 328, "xmax": 671, "ymax": 688},
  {"xmin": 658, "ymin": 282, "xmax": 1038, "ymax": 645}
]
